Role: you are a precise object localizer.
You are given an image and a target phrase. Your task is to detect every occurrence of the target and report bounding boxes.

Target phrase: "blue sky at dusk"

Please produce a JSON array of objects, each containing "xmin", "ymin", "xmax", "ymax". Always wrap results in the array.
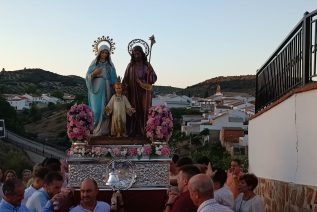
[{"xmin": 0, "ymin": 0, "xmax": 316, "ymax": 88}]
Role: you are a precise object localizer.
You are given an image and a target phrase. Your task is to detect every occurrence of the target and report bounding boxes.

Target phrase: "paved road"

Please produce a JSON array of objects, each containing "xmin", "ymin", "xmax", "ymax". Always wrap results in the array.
[{"xmin": 5, "ymin": 130, "xmax": 66, "ymax": 159}]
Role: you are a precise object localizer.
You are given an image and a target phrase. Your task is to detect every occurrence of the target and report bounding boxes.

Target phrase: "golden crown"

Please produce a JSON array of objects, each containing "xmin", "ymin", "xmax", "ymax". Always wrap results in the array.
[{"xmin": 92, "ymin": 35, "xmax": 116, "ymax": 55}]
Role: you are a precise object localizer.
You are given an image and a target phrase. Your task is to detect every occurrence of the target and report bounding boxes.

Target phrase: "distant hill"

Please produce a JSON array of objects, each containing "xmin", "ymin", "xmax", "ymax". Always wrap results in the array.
[
  {"xmin": 153, "ymin": 85, "xmax": 183, "ymax": 95},
  {"xmin": 0, "ymin": 68, "xmax": 87, "ymax": 95},
  {"xmin": 0, "ymin": 69, "xmax": 255, "ymax": 97},
  {"xmin": 178, "ymin": 75, "xmax": 256, "ymax": 97}
]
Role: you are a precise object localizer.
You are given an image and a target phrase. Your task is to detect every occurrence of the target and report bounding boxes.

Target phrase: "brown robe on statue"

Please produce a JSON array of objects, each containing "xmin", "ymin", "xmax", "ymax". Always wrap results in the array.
[{"xmin": 122, "ymin": 62, "xmax": 157, "ymax": 137}]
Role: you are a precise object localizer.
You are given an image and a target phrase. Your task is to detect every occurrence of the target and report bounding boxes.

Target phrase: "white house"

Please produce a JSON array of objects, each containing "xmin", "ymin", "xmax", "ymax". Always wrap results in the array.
[
  {"xmin": 41, "ymin": 94, "xmax": 63, "ymax": 104},
  {"xmin": 201, "ymin": 110, "xmax": 248, "ymax": 131},
  {"xmin": 7, "ymin": 96, "xmax": 31, "ymax": 110}
]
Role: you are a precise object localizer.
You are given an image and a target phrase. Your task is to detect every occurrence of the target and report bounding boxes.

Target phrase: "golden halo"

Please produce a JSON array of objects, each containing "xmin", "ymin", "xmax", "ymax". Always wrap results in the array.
[
  {"xmin": 92, "ymin": 35, "xmax": 116, "ymax": 55},
  {"xmin": 127, "ymin": 39, "xmax": 149, "ymax": 56}
]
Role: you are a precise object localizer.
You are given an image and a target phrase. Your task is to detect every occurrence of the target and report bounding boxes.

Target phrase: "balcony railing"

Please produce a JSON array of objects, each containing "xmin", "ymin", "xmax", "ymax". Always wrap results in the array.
[{"xmin": 256, "ymin": 10, "xmax": 317, "ymax": 113}]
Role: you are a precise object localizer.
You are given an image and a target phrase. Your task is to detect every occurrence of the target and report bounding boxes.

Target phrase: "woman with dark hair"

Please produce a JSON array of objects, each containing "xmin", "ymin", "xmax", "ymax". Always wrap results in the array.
[
  {"xmin": 233, "ymin": 173, "xmax": 264, "ymax": 212},
  {"xmin": 86, "ymin": 45, "xmax": 117, "ymax": 136},
  {"xmin": 122, "ymin": 45, "xmax": 157, "ymax": 137}
]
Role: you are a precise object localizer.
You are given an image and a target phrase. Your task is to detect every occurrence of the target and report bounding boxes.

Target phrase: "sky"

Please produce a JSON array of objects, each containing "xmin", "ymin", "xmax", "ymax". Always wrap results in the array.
[{"xmin": 0, "ymin": 1, "xmax": 316, "ymax": 88}]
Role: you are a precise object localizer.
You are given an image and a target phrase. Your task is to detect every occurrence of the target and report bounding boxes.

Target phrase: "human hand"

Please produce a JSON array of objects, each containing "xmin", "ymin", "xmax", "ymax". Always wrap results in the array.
[
  {"xmin": 61, "ymin": 187, "xmax": 74, "ymax": 199},
  {"xmin": 51, "ymin": 193, "xmax": 65, "ymax": 210},
  {"xmin": 167, "ymin": 189, "xmax": 179, "ymax": 204},
  {"xmin": 206, "ymin": 162, "xmax": 217, "ymax": 178},
  {"xmin": 105, "ymin": 106, "xmax": 111, "ymax": 115},
  {"xmin": 93, "ymin": 68, "xmax": 102, "ymax": 78},
  {"xmin": 131, "ymin": 108, "xmax": 136, "ymax": 113}
]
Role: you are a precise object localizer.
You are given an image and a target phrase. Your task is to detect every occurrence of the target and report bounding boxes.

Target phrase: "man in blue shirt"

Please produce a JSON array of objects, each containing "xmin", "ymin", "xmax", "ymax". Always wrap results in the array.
[
  {"xmin": 22, "ymin": 166, "xmax": 48, "ymax": 205},
  {"xmin": 26, "ymin": 172, "xmax": 63, "ymax": 212},
  {"xmin": 70, "ymin": 178, "xmax": 110, "ymax": 212},
  {"xmin": 0, "ymin": 179, "xmax": 30, "ymax": 212}
]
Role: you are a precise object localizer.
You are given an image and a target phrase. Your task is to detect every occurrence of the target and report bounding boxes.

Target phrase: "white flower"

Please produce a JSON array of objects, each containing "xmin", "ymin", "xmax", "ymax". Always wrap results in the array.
[
  {"xmin": 137, "ymin": 147, "xmax": 144, "ymax": 156},
  {"xmin": 121, "ymin": 148, "xmax": 127, "ymax": 156}
]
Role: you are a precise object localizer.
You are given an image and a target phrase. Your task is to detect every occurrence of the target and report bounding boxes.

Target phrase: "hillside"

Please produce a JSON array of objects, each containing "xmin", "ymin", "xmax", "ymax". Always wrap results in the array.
[
  {"xmin": 0, "ymin": 68, "xmax": 182, "ymax": 96},
  {"xmin": 178, "ymin": 75, "xmax": 256, "ymax": 97},
  {"xmin": 153, "ymin": 85, "xmax": 183, "ymax": 95},
  {"xmin": 0, "ymin": 68, "xmax": 87, "ymax": 95},
  {"xmin": 0, "ymin": 69, "xmax": 256, "ymax": 97},
  {"xmin": 24, "ymin": 107, "xmax": 69, "ymax": 150}
]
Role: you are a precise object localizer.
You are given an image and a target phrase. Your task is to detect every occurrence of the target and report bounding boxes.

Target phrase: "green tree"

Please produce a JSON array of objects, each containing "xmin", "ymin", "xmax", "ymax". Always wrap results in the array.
[
  {"xmin": 74, "ymin": 94, "xmax": 88, "ymax": 104},
  {"xmin": 204, "ymin": 90, "xmax": 209, "ymax": 98},
  {"xmin": 192, "ymin": 142, "xmax": 232, "ymax": 170},
  {"xmin": 0, "ymin": 95, "xmax": 24, "ymax": 133},
  {"xmin": 25, "ymin": 85, "xmax": 37, "ymax": 94},
  {"xmin": 200, "ymin": 128, "xmax": 209, "ymax": 136},
  {"xmin": 0, "ymin": 143, "xmax": 33, "ymax": 174},
  {"xmin": 51, "ymin": 91, "xmax": 64, "ymax": 99},
  {"xmin": 29, "ymin": 105, "xmax": 42, "ymax": 122}
]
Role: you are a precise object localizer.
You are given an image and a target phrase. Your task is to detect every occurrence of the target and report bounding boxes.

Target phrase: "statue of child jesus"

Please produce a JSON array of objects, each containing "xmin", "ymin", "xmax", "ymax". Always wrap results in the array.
[{"xmin": 105, "ymin": 81, "xmax": 136, "ymax": 137}]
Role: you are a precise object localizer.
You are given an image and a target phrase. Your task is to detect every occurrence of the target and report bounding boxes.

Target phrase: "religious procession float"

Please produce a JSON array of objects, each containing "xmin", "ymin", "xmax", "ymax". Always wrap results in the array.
[{"xmin": 66, "ymin": 35, "xmax": 173, "ymax": 211}]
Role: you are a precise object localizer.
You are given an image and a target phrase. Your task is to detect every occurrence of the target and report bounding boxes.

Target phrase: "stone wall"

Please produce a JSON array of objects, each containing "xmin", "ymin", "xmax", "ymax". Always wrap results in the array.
[{"xmin": 255, "ymin": 177, "xmax": 317, "ymax": 211}]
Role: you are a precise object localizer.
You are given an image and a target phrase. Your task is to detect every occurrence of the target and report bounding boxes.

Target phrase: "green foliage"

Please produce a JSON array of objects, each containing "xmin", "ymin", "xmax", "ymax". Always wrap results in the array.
[
  {"xmin": 51, "ymin": 91, "xmax": 64, "ymax": 99},
  {"xmin": 25, "ymin": 85, "xmax": 38, "ymax": 94},
  {"xmin": 48, "ymin": 102, "xmax": 57, "ymax": 110},
  {"xmin": 169, "ymin": 129, "xmax": 188, "ymax": 148},
  {"xmin": 0, "ymin": 68, "xmax": 87, "ymax": 95},
  {"xmin": 74, "ymin": 94, "xmax": 88, "ymax": 104},
  {"xmin": 0, "ymin": 142, "xmax": 33, "ymax": 175},
  {"xmin": 0, "ymin": 95, "xmax": 24, "ymax": 133},
  {"xmin": 153, "ymin": 85, "xmax": 183, "ymax": 95},
  {"xmin": 192, "ymin": 142, "xmax": 232, "ymax": 170},
  {"xmin": 200, "ymin": 128, "xmax": 209, "ymax": 136},
  {"xmin": 204, "ymin": 89, "xmax": 209, "ymax": 98},
  {"xmin": 29, "ymin": 105, "xmax": 42, "ymax": 122},
  {"xmin": 170, "ymin": 107, "xmax": 201, "ymax": 120},
  {"xmin": 178, "ymin": 75, "xmax": 256, "ymax": 97}
]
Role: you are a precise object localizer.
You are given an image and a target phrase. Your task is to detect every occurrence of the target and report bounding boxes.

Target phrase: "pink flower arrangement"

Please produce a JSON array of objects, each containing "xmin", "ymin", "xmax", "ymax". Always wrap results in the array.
[
  {"xmin": 67, "ymin": 144, "xmax": 171, "ymax": 158},
  {"xmin": 128, "ymin": 147, "xmax": 138, "ymax": 157},
  {"xmin": 67, "ymin": 104, "xmax": 94, "ymax": 143},
  {"xmin": 143, "ymin": 144, "xmax": 153, "ymax": 156},
  {"xmin": 111, "ymin": 147, "xmax": 121, "ymax": 157},
  {"xmin": 146, "ymin": 105, "xmax": 173, "ymax": 142},
  {"xmin": 161, "ymin": 145, "xmax": 171, "ymax": 156}
]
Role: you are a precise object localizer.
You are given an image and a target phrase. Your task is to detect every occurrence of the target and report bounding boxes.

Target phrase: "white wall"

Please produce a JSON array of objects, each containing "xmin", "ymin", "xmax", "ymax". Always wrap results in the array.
[{"xmin": 249, "ymin": 89, "xmax": 317, "ymax": 186}]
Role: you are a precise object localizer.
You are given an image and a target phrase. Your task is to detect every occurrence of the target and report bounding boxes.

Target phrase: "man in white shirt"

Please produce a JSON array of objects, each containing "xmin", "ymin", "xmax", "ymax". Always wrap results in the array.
[
  {"xmin": 188, "ymin": 174, "xmax": 233, "ymax": 212},
  {"xmin": 213, "ymin": 168, "xmax": 234, "ymax": 209},
  {"xmin": 70, "ymin": 178, "xmax": 110, "ymax": 212}
]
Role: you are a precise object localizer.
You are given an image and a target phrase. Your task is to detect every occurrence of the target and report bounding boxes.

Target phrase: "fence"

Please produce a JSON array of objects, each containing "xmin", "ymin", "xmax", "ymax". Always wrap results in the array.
[{"xmin": 256, "ymin": 10, "xmax": 317, "ymax": 113}]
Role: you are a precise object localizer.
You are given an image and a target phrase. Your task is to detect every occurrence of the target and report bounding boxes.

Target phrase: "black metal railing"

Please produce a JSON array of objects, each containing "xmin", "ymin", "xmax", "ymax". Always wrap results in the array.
[{"xmin": 256, "ymin": 10, "xmax": 317, "ymax": 113}]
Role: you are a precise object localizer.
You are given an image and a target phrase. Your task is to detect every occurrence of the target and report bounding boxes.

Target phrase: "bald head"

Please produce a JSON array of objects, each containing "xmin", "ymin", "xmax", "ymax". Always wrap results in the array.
[
  {"xmin": 81, "ymin": 178, "xmax": 98, "ymax": 190},
  {"xmin": 80, "ymin": 178, "xmax": 99, "ymax": 206},
  {"xmin": 189, "ymin": 174, "xmax": 214, "ymax": 198}
]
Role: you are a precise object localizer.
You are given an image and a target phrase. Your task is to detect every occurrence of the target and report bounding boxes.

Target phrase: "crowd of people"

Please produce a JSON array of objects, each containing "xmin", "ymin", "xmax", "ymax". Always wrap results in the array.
[
  {"xmin": 0, "ymin": 158, "xmax": 112, "ymax": 212},
  {"xmin": 166, "ymin": 156, "xmax": 265, "ymax": 212},
  {"xmin": 0, "ymin": 155, "xmax": 265, "ymax": 212}
]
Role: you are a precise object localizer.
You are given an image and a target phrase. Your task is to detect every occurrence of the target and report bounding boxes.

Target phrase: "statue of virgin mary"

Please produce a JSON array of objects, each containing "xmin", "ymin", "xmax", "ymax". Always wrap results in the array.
[{"xmin": 86, "ymin": 44, "xmax": 117, "ymax": 136}]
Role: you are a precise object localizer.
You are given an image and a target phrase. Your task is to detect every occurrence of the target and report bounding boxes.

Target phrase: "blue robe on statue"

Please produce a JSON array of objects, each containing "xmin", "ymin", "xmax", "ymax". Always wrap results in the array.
[{"xmin": 86, "ymin": 45, "xmax": 117, "ymax": 136}]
